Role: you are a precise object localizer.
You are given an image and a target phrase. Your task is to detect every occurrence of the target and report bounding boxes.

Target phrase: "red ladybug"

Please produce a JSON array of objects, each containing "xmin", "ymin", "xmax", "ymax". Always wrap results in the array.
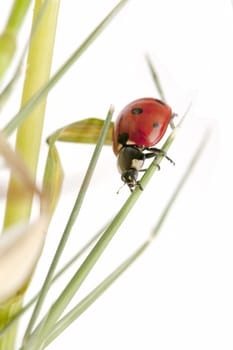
[{"xmin": 113, "ymin": 98, "xmax": 175, "ymax": 192}]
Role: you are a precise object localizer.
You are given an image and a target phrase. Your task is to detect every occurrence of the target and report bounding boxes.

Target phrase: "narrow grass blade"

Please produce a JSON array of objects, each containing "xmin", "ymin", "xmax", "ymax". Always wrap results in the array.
[
  {"xmin": 23, "ymin": 115, "xmax": 182, "ymax": 347},
  {"xmin": 22, "ymin": 106, "xmax": 114, "ymax": 345},
  {"xmin": 149, "ymin": 130, "xmax": 211, "ymax": 239},
  {"xmin": 3, "ymin": 0, "xmax": 129, "ymax": 136},
  {"xmin": 145, "ymin": 54, "xmax": 167, "ymax": 102},
  {"xmin": 44, "ymin": 242, "xmax": 149, "ymax": 347},
  {"xmin": 42, "ymin": 129, "xmax": 212, "ymax": 347}
]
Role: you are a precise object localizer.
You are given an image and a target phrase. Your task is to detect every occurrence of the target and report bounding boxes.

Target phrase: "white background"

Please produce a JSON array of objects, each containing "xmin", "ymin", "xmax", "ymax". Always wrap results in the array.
[{"xmin": 1, "ymin": 1, "xmax": 233, "ymax": 349}]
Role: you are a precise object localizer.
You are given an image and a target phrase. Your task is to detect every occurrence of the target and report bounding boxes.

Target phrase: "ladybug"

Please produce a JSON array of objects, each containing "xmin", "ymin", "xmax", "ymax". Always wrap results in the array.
[{"xmin": 113, "ymin": 98, "xmax": 175, "ymax": 192}]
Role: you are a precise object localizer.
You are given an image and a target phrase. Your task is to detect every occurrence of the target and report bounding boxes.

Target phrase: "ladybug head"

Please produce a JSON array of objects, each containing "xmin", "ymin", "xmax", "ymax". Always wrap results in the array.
[
  {"xmin": 121, "ymin": 168, "xmax": 138, "ymax": 191},
  {"xmin": 117, "ymin": 146, "xmax": 145, "ymax": 192},
  {"xmin": 121, "ymin": 169, "xmax": 143, "ymax": 192}
]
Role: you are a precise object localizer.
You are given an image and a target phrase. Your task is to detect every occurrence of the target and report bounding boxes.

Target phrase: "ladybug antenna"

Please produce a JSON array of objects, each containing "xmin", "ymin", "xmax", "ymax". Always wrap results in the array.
[{"xmin": 116, "ymin": 183, "xmax": 126, "ymax": 194}]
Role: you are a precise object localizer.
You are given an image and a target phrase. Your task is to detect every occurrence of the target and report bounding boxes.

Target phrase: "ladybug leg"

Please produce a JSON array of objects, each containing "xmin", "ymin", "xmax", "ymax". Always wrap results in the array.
[
  {"xmin": 135, "ymin": 181, "xmax": 143, "ymax": 191},
  {"xmin": 138, "ymin": 165, "xmax": 160, "ymax": 172},
  {"xmin": 144, "ymin": 147, "xmax": 175, "ymax": 166}
]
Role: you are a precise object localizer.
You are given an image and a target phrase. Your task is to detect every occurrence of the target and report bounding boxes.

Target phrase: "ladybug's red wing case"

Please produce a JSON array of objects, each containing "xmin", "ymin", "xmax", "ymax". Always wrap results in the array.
[{"xmin": 113, "ymin": 98, "xmax": 172, "ymax": 155}]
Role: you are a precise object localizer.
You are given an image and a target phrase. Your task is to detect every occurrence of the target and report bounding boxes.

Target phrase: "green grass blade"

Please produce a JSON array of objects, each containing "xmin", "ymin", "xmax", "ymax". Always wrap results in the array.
[
  {"xmin": 22, "ymin": 106, "xmax": 114, "ymax": 346},
  {"xmin": 23, "ymin": 118, "xmax": 181, "ymax": 347},
  {"xmin": 3, "ymin": 0, "xmax": 129, "ymax": 136},
  {"xmin": 145, "ymin": 54, "xmax": 167, "ymax": 102},
  {"xmin": 43, "ymin": 129, "xmax": 212, "ymax": 346},
  {"xmin": 150, "ymin": 130, "xmax": 211, "ymax": 238},
  {"xmin": 44, "ymin": 242, "xmax": 149, "ymax": 347}
]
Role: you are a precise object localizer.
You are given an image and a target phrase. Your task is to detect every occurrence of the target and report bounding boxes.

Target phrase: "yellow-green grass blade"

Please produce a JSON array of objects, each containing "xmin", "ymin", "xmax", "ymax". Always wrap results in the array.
[
  {"xmin": 4, "ymin": 0, "xmax": 60, "ymax": 228},
  {"xmin": 47, "ymin": 119, "xmax": 114, "ymax": 146},
  {"xmin": 41, "ymin": 144, "xmax": 64, "ymax": 218},
  {"xmin": 0, "ymin": 0, "xmax": 50, "ymax": 109},
  {"xmin": 0, "ymin": 0, "xmax": 33, "ymax": 80}
]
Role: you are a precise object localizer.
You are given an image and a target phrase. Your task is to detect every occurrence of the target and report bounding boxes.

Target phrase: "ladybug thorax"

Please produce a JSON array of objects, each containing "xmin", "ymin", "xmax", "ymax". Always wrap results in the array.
[{"xmin": 117, "ymin": 146, "xmax": 145, "ymax": 174}]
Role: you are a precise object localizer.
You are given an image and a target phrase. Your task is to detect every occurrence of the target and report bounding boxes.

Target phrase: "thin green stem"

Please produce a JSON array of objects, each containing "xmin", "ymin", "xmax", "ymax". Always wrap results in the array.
[
  {"xmin": 149, "ymin": 129, "xmax": 212, "ymax": 240},
  {"xmin": 145, "ymin": 54, "xmax": 167, "ymax": 102},
  {"xmin": 44, "ymin": 242, "xmax": 149, "ymax": 347},
  {"xmin": 23, "ymin": 122, "xmax": 180, "ymax": 349},
  {"xmin": 43, "ymin": 129, "xmax": 212, "ymax": 347},
  {"xmin": 22, "ymin": 106, "xmax": 114, "ymax": 346}
]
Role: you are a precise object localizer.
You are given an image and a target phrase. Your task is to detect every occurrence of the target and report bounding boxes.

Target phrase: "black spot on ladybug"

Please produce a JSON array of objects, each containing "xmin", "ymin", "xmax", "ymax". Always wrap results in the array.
[
  {"xmin": 118, "ymin": 132, "xmax": 129, "ymax": 145},
  {"xmin": 132, "ymin": 107, "xmax": 143, "ymax": 115},
  {"xmin": 153, "ymin": 122, "xmax": 160, "ymax": 128},
  {"xmin": 154, "ymin": 99, "xmax": 165, "ymax": 105}
]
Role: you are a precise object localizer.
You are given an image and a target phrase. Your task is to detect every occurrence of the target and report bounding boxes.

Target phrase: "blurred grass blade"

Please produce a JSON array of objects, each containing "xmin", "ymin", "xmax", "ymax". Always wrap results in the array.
[
  {"xmin": 0, "ymin": 214, "xmax": 49, "ymax": 303},
  {"xmin": 149, "ymin": 130, "xmax": 211, "ymax": 240},
  {"xmin": 0, "ymin": 0, "xmax": 50, "ymax": 109},
  {"xmin": 0, "ymin": 1, "xmax": 59, "ymax": 349},
  {"xmin": 145, "ymin": 54, "xmax": 166, "ymax": 102},
  {"xmin": 43, "ymin": 129, "xmax": 212, "ymax": 346},
  {"xmin": 0, "ymin": 213, "xmax": 49, "ymax": 350},
  {"xmin": 3, "ymin": 0, "xmax": 60, "ymax": 228},
  {"xmin": 4, "ymin": 0, "xmax": 32, "ymax": 35},
  {"xmin": 22, "ymin": 106, "xmax": 114, "ymax": 346},
  {"xmin": 3, "ymin": 0, "xmax": 129, "ymax": 136},
  {"xmin": 145, "ymin": 54, "xmax": 178, "ymax": 129},
  {"xmin": 0, "ymin": 0, "xmax": 33, "ymax": 80},
  {"xmin": 41, "ymin": 144, "xmax": 64, "ymax": 217},
  {"xmin": 0, "ymin": 132, "xmax": 40, "ymax": 197},
  {"xmin": 0, "ymin": 221, "xmax": 109, "ymax": 339},
  {"xmin": 47, "ymin": 119, "xmax": 114, "ymax": 145}
]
